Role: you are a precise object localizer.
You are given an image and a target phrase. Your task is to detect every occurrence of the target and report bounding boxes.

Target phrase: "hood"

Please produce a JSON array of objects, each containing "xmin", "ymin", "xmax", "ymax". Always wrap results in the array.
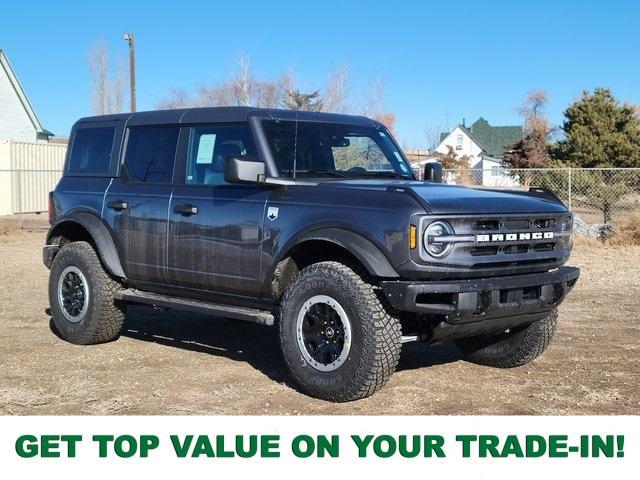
[{"xmin": 326, "ymin": 180, "xmax": 567, "ymax": 215}]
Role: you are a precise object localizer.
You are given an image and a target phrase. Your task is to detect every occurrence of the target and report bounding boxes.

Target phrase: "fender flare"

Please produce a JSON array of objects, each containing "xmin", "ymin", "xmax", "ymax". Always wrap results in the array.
[
  {"xmin": 282, "ymin": 227, "xmax": 399, "ymax": 278},
  {"xmin": 47, "ymin": 212, "xmax": 126, "ymax": 279}
]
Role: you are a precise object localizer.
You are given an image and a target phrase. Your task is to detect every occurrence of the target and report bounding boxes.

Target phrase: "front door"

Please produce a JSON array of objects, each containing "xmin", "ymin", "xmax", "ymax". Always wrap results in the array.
[
  {"xmin": 103, "ymin": 125, "xmax": 179, "ymax": 284},
  {"xmin": 167, "ymin": 124, "xmax": 269, "ymax": 296}
]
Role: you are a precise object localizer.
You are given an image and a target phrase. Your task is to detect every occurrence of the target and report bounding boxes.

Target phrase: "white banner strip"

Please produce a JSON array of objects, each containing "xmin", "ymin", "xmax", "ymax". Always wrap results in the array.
[{"xmin": 1, "ymin": 416, "xmax": 636, "ymax": 479}]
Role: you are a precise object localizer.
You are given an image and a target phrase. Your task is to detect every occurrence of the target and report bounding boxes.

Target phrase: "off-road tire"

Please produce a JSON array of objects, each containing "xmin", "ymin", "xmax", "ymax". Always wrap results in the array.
[
  {"xmin": 279, "ymin": 261, "xmax": 401, "ymax": 402},
  {"xmin": 455, "ymin": 309, "xmax": 558, "ymax": 368},
  {"xmin": 49, "ymin": 241, "xmax": 125, "ymax": 345}
]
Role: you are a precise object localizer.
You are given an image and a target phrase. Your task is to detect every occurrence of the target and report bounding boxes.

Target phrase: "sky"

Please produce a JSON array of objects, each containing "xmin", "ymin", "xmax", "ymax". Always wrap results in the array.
[{"xmin": 2, "ymin": 0, "xmax": 639, "ymax": 148}]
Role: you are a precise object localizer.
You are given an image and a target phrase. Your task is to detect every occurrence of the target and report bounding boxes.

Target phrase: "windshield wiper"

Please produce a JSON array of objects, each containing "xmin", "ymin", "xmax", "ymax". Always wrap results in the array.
[
  {"xmin": 350, "ymin": 170, "xmax": 412, "ymax": 179},
  {"xmin": 304, "ymin": 169, "xmax": 349, "ymax": 178}
]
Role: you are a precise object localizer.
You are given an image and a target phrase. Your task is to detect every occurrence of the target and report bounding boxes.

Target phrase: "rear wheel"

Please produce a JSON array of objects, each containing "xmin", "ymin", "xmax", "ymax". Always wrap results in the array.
[
  {"xmin": 49, "ymin": 241, "xmax": 125, "ymax": 345},
  {"xmin": 279, "ymin": 261, "xmax": 401, "ymax": 402},
  {"xmin": 455, "ymin": 309, "xmax": 558, "ymax": 368}
]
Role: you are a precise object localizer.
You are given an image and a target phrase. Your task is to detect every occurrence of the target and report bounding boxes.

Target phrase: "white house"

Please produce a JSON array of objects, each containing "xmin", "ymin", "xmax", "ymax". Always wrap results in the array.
[
  {"xmin": 0, "ymin": 50, "xmax": 63, "ymax": 216},
  {"xmin": 0, "ymin": 49, "xmax": 52, "ymax": 142},
  {"xmin": 434, "ymin": 118, "xmax": 522, "ymax": 187}
]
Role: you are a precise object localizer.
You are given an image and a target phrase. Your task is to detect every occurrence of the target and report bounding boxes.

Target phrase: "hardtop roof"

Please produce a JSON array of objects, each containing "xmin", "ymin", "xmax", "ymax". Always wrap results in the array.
[{"xmin": 76, "ymin": 106, "xmax": 380, "ymax": 128}]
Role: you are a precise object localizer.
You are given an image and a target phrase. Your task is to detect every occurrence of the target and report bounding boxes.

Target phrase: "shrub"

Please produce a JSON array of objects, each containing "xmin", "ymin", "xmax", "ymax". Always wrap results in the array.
[{"xmin": 609, "ymin": 211, "xmax": 640, "ymax": 246}]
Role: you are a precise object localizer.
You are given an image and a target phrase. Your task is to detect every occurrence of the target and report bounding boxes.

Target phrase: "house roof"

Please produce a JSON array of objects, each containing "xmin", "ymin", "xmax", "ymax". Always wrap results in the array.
[
  {"xmin": 438, "ymin": 117, "xmax": 522, "ymax": 159},
  {"xmin": 0, "ymin": 49, "xmax": 49, "ymax": 136}
]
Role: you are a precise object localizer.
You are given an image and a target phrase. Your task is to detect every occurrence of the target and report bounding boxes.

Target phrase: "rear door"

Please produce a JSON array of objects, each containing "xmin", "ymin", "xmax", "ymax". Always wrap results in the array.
[
  {"xmin": 103, "ymin": 125, "xmax": 179, "ymax": 284},
  {"xmin": 167, "ymin": 123, "xmax": 269, "ymax": 296}
]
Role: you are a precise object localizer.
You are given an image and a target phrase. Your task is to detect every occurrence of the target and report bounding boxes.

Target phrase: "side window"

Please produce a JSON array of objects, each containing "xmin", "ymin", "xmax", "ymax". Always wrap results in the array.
[
  {"xmin": 123, "ymin": 126, "xmax": 179, "ymax": 183},
  {"xmin": 186, "ymin": 124, "xmax": 257, "ymax": 185},
  {"xmin": 456, "ymin": 134, "xmax": 463, "ymax": 150},
  {"xmin": 67, "ymin": 127, "xmax": 115, "ymax": 174}
]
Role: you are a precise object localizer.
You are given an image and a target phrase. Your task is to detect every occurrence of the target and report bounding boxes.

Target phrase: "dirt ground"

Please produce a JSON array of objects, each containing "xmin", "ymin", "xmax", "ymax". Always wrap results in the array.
[{"xmin": 0, "ymin": 223, "xmax": 638, "ymax": 415}]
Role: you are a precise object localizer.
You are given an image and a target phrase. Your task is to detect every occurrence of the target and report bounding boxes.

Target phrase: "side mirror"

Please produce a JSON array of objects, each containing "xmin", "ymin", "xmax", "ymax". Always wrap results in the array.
[
  {"xmin": 224, "ymin": 156, "xmax": 266, "ymax": 184},
  {"xmin": 424, "ymin": 162, "xmax": 443, "ymax": 183}
]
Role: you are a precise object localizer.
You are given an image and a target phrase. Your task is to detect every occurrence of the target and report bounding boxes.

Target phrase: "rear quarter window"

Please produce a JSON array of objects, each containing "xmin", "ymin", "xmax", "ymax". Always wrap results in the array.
[
  {"xmin": 67, "ymin": 127, "xmax": 115, "ymax": 174},
  {"xmin": 123, "ymin": 126, "xmax": 179, "ymax": 183}
]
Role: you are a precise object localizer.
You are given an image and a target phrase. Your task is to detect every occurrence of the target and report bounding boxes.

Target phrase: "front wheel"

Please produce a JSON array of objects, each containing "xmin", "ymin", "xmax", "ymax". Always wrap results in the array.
[
  {"xmin": 455, "ymin": 309, "xmax": 558, "ymax": 368},
  {"xmin": 279, "ymin": 261, "xmax": 401, "ymax": 402}
]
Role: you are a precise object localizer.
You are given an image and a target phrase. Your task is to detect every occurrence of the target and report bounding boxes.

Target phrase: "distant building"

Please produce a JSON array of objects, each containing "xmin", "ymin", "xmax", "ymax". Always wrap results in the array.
[
  {"xmin": 0, "ymin": 50, "xmax": 53, "ymax": 142},
  {"xmin": 435, "ymin": 118, "xmax": 522, "ymax": 186}
]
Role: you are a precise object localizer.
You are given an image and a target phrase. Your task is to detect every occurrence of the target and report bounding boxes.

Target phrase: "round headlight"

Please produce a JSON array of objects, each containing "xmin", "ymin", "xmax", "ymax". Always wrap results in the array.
[{"xmin": 423, "ymin": 221, "xmax": 454, "ymax": 258}]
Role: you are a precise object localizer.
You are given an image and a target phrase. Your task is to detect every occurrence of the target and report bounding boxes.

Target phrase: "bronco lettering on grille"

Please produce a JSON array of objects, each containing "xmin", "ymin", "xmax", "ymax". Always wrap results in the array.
[{"xmin": 476, "ymin": 232, "xmax": 554, "ymax": 242}]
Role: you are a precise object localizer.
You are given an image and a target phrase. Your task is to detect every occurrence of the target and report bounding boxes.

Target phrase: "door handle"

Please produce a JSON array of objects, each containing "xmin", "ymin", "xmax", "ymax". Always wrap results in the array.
[
  {"xmin": 107, "ymin": 200, "xmax": 128, "ymax": 210},
  {"xmin": 173, "ymin": 204, "xmax": 198, "ymax": 216}
]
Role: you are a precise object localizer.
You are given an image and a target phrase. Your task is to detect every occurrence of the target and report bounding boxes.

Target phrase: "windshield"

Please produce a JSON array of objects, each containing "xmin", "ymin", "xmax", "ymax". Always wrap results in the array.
[{"xmin": 261, "ymin": 120, "xmax": 415, "ymax": 180}]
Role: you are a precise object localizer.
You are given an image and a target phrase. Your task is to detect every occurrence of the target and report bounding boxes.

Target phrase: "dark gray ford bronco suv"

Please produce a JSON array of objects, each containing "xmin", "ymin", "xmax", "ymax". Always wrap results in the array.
[{"xmin": 44, "ymin": 107, "xmax": 579, "ymax": 401}]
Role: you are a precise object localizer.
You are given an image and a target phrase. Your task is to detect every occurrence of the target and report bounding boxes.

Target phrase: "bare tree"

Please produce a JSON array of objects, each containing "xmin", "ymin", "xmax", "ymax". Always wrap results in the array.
[
  {"xmin": 322, "ymin": 64, "xmax": 351, "ymax": 113},
  {"xmin": 361, "ymin": 76, "xmax": 385, "ymax": 118},
  {"xmin": 424, "ymin": 123, "xmax": 443, "ymax": 151},
  {"xmin": 504, "ymin": 90, "xmax": 552, "ymax": 170},
  {"xmin": 519, "ymin": 90, "xmax": 549, "ymax": 120},
  {"xmin": 230, "ymin": 53, "xmax": 253, "ymax": 106},
  {"xmin": 154, "ymin": 54, "xmax": 400, "ymax": 132},
  {"xmin": 255, "ymin": 71, "xmax": 293, "ymax": 108},
  {"xmin": 373, "ymin": 112, "xmax": 396, "ymax": 133},
  {"xmin": 88, "ymin": 39, "xmax": 125, "ymax": 115},
  {"xmin": 360, "ymin": 76, "xmax": 397, "ymax": 132},
  {"xmin": 156, "ymin": 87, "xmax": 194, "ymax": 109},
  {"xmin": 197, "ymin": 83, "xmax": 234, "ymax": 107}
]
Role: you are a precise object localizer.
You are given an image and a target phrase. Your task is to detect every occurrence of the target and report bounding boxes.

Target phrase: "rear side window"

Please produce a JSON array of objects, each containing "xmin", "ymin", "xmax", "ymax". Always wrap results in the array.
[
  {"xmin": 67, "ymin": 127, "xmax": 115, "ymax": 174},
  {"xmin": 123, "ymin": 126, "xmax": 179, "ymax": 183}
]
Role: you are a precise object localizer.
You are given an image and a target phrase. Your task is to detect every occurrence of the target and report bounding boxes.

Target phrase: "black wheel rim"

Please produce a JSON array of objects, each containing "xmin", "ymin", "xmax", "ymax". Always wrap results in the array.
[
  {"xmin": 57, "ymin": 266, "xmax": 89, "ymax": 322},
  {"xmin": 296, "ymin": 295, "xmax": 352, "ymax": 372}
]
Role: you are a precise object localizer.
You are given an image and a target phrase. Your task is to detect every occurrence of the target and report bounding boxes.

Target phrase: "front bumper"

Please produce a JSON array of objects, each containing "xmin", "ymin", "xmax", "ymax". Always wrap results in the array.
[{"xmin": 380, "ymin": 266, "xmax": 579, "ymax": 341}]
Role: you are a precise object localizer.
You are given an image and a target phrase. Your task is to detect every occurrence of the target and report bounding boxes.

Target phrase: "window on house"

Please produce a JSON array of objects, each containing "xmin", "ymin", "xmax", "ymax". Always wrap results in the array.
[
  {"xmin": 456, "ymin": 134, "xmax": 463, "ymax": 150},
  {"xmin": 491, "ymin": 165, "xmax": 502, "ymax": 177}
]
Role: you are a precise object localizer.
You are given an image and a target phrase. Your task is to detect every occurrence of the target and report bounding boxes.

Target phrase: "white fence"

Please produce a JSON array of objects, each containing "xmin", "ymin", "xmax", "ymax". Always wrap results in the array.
[{"xmin": 0, "ymin": 140, "xmax": 66, "ymax": 216}]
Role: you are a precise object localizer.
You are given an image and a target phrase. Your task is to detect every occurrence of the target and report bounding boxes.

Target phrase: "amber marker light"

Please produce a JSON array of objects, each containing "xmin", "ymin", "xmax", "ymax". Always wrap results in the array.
[{"xmin": 409, "ymin": 225, "xmax": 417, "ymax": 249}]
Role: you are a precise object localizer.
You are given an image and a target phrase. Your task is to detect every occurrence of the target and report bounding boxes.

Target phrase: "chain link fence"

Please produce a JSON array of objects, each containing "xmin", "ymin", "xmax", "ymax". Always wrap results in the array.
[
  {"xmin": 438, "ymin": 167, "xmax": 640, "ymax": 227},
  {"xmin": 3, "ymin": 164, "xmax": 640, "ymax": 236}
]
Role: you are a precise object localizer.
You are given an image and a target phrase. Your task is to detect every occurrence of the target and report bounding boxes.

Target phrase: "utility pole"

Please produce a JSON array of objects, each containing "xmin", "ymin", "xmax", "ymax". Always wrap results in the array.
[{"xmin": 123, "ymin": 32, "xmax": 136, "ymax": 112}]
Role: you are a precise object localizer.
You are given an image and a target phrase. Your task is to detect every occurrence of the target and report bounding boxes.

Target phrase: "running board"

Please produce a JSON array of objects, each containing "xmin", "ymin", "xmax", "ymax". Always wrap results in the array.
[
  {"xmin": 114, "ymin": 289, "xmax": 275, "ymax": 326},
  {"xmin": 401, "ymin": 335, "xmax": 419, "ymax": 343}
]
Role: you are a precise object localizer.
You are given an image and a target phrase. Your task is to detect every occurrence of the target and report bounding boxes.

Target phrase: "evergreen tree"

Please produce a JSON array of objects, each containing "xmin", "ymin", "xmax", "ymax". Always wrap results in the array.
[
  {"xmin": 283, "ymin": 89, "xmax": 324, "ymax": 112},
  {"xmin": 553, "ymin": 88, "xmax": 640, "ymax": 167}
]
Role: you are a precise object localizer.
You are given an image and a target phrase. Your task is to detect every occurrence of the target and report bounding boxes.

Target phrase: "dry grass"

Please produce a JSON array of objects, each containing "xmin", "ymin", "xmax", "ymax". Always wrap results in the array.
[
  {"xmin": 574, "ymin": 210, "xmax": 640, "ymax": 246},
  {"xmin": 0, "ymin": 217, "xmax": 20, "ymax": 236},
  {"xmin": 609, "ymin": 211, "xmax": 640, "ymax": 245}
]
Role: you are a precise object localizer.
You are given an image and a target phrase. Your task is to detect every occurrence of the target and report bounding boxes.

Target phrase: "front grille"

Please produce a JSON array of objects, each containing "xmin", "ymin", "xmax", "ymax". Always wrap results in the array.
[
  {"xmin": 458, "ymin": 214, "xmax": 567, "ymax": 268},
  {"xmin": 417, "ymin": 213, "xmax": 572, "ymax": 274},
  {"xmin": 471, "ymin": 217, "xmax": 557, "ymax": 233}
]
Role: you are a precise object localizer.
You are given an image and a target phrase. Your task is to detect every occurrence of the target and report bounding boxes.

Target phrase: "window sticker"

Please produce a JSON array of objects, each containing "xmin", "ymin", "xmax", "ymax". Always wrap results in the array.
[{"xmin": 196, "ymin": 134, "xmax": 216, "ymax": 164}]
